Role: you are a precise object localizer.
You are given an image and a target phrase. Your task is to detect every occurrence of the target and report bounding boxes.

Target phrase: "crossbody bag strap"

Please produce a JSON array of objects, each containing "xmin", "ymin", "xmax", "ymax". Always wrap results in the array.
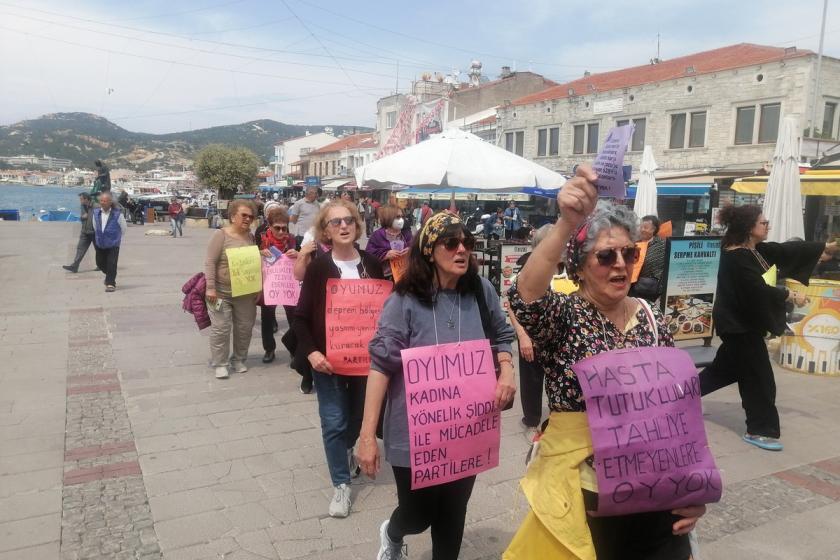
[{"xmin": 636, "ymin": 297, "xmax": 658, "ymax": 346}]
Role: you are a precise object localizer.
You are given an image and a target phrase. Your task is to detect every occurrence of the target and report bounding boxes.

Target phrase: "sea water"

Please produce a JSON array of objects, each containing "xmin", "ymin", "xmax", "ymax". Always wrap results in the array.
[{"xmin": 0, "ymin": 184, "xmax": 88, "ymax": 220}]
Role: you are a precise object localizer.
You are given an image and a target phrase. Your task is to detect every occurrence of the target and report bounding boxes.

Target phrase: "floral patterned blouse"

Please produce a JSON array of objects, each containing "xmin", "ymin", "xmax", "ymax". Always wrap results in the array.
[{"xmin": 509, "ymin": 283, "xmax": 674, "ymax": 412}]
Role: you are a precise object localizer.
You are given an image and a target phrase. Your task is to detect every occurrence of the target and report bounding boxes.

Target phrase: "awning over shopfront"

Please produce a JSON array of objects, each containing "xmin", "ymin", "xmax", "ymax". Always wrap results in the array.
[
  {"xmin": 395, "ymin": 187, "xmax": 529, "ymax": 201},
  {"xmin": 321, "ymin": 179, "xmax": 352, "ymax": 191},
  {"xmin": 625, "ymin": 183, "xmax": 711, "ymax": 198},
  {"xmin": 732, "ymin": 170, "xmax": 840, "ymax": 195}
]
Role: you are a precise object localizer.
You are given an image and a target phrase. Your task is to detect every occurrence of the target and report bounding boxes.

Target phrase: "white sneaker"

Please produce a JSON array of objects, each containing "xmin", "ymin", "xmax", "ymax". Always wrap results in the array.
[
  {"xmin": 377, "ymin": 520, "xmax": 407, "ymax": 560},
  {"xmin": 328, "ymin": 483, "xmax": 351, "ymax": 518},
  {"xmin": 348, "ymin": 448, "xmax": 361, "ymax": 479},
  {"xmin": 231, "ymin": 360, "xmax": 248, "ymax": 373},
  {"xmin": 215, "ymin": 366, "xmax": 230, "ymax": 379}
]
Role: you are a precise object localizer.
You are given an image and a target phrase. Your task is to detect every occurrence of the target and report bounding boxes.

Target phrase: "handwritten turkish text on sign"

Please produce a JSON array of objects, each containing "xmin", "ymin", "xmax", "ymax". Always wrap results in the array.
[
  {"xmin": 226, "ymin": 246, "xmax": 262, "ymax": 297},
  {"xmin": 402, "ymin": 339, "xmax": 500, "ymax": 489},
  {"xmin": 572, "ymin": 346, "xmax": 722, "ymax": 516},
  {"xmin": 391, "ymin": 254, "xmax": 409, "ymax": 283},
  {"xmin": 325, "ymin": 279, "xmax": 392, "ymax": 375},
  {"xmin": 593, "ymin": 124, "xmax": 634, "ymax": 198},
  {"xmin": 262, "ymin": 254, "xmax": 300, "ymax": 306}
]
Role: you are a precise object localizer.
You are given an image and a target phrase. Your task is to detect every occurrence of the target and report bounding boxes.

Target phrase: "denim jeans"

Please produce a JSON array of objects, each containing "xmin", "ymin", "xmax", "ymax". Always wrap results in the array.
[{"xmin": 312, "ymin": 371, "xmax": 367, "ymax": 486}]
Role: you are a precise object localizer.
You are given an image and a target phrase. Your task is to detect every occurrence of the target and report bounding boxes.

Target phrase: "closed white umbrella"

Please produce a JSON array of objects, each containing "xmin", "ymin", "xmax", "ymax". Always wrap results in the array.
[
  {"xmin": 355, "ymin": 128, "xmax": 566, "ymax": 191},
  {"xmin": 763, "ymin": 117, "xmax": 805, "ymax": 242},
  {"xmin": 633, "ymin": 145, "xmax": 658, "ymax": 218}
]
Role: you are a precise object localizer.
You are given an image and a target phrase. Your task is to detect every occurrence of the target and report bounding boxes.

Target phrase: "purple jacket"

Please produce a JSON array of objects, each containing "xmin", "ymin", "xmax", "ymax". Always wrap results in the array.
[
  {"xmin": 366, "ymin": 227, "xmax": 413, "ymax": 262},
  {"xmin": 181, "ymin": 272, "xmax": 211, "ymax": 330}
]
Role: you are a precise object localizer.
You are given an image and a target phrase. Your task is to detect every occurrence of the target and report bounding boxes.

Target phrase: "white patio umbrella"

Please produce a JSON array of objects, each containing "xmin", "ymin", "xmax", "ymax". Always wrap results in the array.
[
  {"xmin": 355, "ymin": 128, "xmax": 566, "ymax": 191},
  {"xmin": 763, "ymin": 116, "xmax": 805, "ymax": 242},
  {"xmin": 633, "ymin": 145, "xmax": 658, "ymax": 218}
]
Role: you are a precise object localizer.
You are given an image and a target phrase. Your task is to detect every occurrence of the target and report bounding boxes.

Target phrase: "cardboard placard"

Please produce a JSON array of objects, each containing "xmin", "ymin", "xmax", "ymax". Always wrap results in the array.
[
  {"xmin": 325, "ymin": 279, "xmax": 393, "ymax": 375},
  {"xmin": 572, "ymin": 346, "xmax": 723, "ymax": 516},
  {"xmin": 593, "ymin": 124, "xmax": 634, "ymax": 198},
  {"xmin": 402, "ymin": 339, "xmax": 501, "ymax": 489},
  {"xmin": 632, "ymin": 240, "xmax": 650, "ymax": 283},
  {"xmin": 226, "ymin": 245, "xmax": 262, "ymax": 297},
  {"xmin": 262, "ymin": 254, "xmax": 300, "ymax": 306},
  {"xmin": 391, "ymin": 254, "xmax": 409, "ymax": 283}
]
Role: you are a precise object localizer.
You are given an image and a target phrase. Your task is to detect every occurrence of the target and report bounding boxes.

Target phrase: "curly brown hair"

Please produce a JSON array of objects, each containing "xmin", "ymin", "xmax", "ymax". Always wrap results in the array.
[{"xmin": 719, "ymin": 204, "xmax": 763, "ymax": 248}]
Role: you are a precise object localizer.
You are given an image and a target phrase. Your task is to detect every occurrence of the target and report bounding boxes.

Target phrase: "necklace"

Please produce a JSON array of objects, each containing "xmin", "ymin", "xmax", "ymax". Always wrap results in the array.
[
  {"xmin": 597, "ymin": 299, "xmax": 630, "ymax": 349},
  {"xmin": 441, "ymin": 292, "xmax": 459, "ymax": 329}
]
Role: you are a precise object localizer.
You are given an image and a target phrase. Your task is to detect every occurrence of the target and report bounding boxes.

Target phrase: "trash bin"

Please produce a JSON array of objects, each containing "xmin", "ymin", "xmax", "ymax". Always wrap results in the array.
[{"xmin": 146, "ymin": 208, "xmax": 156, "ymax": 223}]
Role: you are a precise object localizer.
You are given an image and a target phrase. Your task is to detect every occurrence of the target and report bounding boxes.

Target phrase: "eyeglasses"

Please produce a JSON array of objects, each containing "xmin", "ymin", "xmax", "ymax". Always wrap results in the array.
[
  {"xmin": 593, "ymin": 246, "xmax": 640, "ymax": 266},
  {"xmin": 758, "ymin": 220, "xmax": 770, "ymax": 226},
  {"xmin": 440, "ymin": 236, "xmax": 476, "ymax": 252},
  {"xmin": 326, "ymin": 216, "xmax": 356, "ymax": 227},
  {"xmin": 271, "ymin": 225, "xmax": 288, "ymax": 232},
  {"xmin": 238, "ymin": 213, "xmax": 254, "ymax": 220}
]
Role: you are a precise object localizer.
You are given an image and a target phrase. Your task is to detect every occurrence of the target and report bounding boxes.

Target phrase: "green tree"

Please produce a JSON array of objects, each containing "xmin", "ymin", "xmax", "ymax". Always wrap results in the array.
[{"xmin": 194, "ymin": 144, "xmax": 260, "ymax": 200}]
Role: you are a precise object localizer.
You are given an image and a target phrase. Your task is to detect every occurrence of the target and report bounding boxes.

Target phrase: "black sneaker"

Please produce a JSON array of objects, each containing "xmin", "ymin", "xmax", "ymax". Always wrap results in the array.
[
  {"xmin": 62, "ymin": 265, "xmax": 78, "ymax": 273},
  {"xmin": 300, "ymin": 375, "xmax": 313, "ymax": 394},
  {"xmin": 262, "ymin": 351, "xmax": 275, "ymax": 363}
]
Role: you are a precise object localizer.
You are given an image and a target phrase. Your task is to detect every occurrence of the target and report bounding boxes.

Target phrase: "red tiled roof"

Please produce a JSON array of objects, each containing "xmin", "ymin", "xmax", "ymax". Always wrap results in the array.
[
  {"xmin": 453, "ymin": 72, "xmax": 558, "ymax": 94},
  {"xmin": 310, "ymin": 133, "xmax": 377, "ymax": 155},
  {"xmin": 511, "ymin": 43, "xmax": 812, "ymax": 106},
  {"xmin": 472, "ymin": 115, "xmax": 497, "ymax": 126}
]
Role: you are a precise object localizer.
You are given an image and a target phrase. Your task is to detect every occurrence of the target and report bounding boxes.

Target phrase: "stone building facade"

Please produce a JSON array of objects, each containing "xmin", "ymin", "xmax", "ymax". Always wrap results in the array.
[{"xmin": 496, "ymin": 44, "xmax": 840, "ymax": 176}]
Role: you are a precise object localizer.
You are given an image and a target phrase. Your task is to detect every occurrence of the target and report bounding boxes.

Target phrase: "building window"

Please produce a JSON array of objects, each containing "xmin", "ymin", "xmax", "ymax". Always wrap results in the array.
[
  {"xmin": 504, "ymin": 131, "xmax": 524, "ymax": 156},
  {"xmin": 757, "ymin": 103, "xmax": 780, "ymax": 143},
  {"xmin": 386, "ymin": 111, "xmax": 397, "ymax": 129},
  {"xmin": 689, "ymin": 111, "xmax": 706, "ymax": 147},
  {"xmin": 824, "ymin": 102, "xmax": 837, "ymax": 139},
  {"xmin": 669, "ymin": 111, "xmax": 706, "ymax": 149},
  {"xmin": 734, "ymin": 106, "xmax": 755, "ymax": 145},
  {"xmin": 586, "ymin": 123, "xmax": 599, "ymax": 154},
  {"xmin": 616, "ymin": 118, "xmax": 646, "ymax": 151},
  {"xmin": 573, "ymin": 125, "xmax": 585, "ymax": 154},
  {"xmin": 537, "ymin": 129, "xmax": 547, "ymax": 157},
  {"xmin": 536, "ymin": 127, "xmax": 560, "ymax": 157}
]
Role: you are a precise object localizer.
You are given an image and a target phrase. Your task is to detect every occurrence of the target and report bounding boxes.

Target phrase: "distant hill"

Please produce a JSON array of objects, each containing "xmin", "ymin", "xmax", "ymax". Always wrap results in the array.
[{"xmin": 0, "ymin": 112, "xmax": 371, "ymax": 170}]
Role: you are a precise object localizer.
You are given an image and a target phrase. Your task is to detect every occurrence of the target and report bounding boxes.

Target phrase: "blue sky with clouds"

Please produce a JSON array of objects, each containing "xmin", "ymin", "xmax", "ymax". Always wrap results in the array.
[{"xmin": 1, "ymin": 0, "xmax": 837, "ymax": 133}]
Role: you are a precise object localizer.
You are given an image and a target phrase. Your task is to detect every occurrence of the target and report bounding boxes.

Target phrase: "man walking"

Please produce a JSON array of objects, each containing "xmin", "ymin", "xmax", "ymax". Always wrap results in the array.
[
  {"xmin": 93, "ymin": 192, "xmax": 126, "ymax": 292},
  {"xmin": 63, "ymin": 193, "xmax": 95, "ymax": 273},
  {"xmin": 168, "ymin": 197, "xmax": 184, "ymax": 237},
  {"xmin": 503, "ymin": 200, "xmax": 521, "ymax": 240},
  {"xmin": 289, "ymin": 186, "xmax": 320, "ymax": 247}
]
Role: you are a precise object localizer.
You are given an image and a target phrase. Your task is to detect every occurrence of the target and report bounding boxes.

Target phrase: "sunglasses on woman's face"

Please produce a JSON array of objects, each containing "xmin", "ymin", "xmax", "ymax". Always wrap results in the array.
[
  {"xmin": 326, "ymin": 216, "xmax": 356, "ymax": 227},
  {"xmin": 238, "ymin": 213, "xmax": 254, "ymax": 220},
  {"xmin": 440, "ymin": 236, "xmax": 476, "ymax": 252},
  {"xmin": 593, "ymin": 245, "xmax": 640, "ymax": 266},
  {"xmin": 271, "ymin": 225, "xmax": 288, "ymax": 232}
]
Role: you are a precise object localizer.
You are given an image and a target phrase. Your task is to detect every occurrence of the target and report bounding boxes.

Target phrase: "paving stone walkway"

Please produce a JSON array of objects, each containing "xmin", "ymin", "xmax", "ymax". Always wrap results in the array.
[{"xmin": 1, "ymin": 221, "xmax": 840, "ymax": 559}]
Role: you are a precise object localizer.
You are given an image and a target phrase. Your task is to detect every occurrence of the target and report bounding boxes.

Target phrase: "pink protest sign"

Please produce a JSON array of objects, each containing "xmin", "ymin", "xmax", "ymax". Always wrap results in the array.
[
  {"xmin": 325, "ymin": 279, "xmax": 392, "ymax": 375},
  {"xmin": 571, "ymin": 346, "xmax": 722, "ymax": 516},
  {"xmin": 262, "ymin": 254, "xmax": 300, "ymax": 306},
  {"xmin": 592, "ymin": 124, "xmax": 634, "ymax": 198},
  {"xmin": 401, "ymin": 339, "xmax": 500, "ymax": 489}
]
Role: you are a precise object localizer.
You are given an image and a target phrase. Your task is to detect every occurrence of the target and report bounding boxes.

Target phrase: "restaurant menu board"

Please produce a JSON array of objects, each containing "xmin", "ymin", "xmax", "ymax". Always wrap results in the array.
[
  {"xmin": 660, "ymin": 237, "xmax": 722, "ymax": 341},
  {"xmin": 498, "ymin": 243, "xmax": 530, "ymax": 321}
]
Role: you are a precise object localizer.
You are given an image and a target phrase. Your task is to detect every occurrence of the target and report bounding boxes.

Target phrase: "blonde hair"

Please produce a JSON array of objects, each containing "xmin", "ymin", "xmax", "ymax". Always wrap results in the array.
[
  {"xmin": 227, "ymin": 199, "xmax": 257, "ymax": 220},
  {"xmin": 315, "ymin": 199, "xmax": 363, "ymax": 244},
  {"xmin": 377, "ymin": 204, "xmax": 401, "ymax": 228}
]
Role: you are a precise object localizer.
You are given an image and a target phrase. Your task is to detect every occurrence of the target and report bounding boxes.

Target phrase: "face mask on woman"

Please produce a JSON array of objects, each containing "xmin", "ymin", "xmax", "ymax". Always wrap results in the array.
[{"xmin": 392, "ymin": 218, "xmax": 405, "ymax": 230}]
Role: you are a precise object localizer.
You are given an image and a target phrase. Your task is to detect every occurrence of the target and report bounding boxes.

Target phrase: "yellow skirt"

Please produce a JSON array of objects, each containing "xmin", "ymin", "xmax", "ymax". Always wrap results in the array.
[{"xmin": 503, "ymin": 412, "xmax": 596, "ymax": 560}]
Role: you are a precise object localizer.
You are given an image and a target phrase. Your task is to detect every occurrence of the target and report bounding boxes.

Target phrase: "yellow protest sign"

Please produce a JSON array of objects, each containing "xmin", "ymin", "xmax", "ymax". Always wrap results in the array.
[
  {"xmin": 226, "ymin": 245, "xmax": 262, "ymax": 297},
  {"xmin": 762, "ymin": 265, "xmax": 777, "ymax": 287}
]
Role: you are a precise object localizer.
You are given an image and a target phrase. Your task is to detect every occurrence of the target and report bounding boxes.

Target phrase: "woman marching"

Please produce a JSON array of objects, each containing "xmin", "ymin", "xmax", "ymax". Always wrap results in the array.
[
  {"xmin": 365, "ymin": 204, "xmax": 413, "ymax": 280},
  {"xmin": 504, "ymin": 166, "xmax": 705, "ymax": 560},
  {"xmin": 699, "ymin": 205, "xmax": 838, "ymax": 451},
  {"xmin": 293, "ymin": 199, "xmax": 385, "ymax": 518},
  {"xmin": 357, "ymin": 211, "xmax": 516, "ymax": 560}
]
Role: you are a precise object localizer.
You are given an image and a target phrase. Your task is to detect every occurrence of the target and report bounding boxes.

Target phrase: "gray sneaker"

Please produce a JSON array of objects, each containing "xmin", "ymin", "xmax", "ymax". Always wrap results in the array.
[
  {"xmin": 214, "ymin": 366, "xmax": 230, "ymax": 379},
  {"xmin": 377, "ymin": 520, "xmax": 407, "ymax": 560},
  {"xmin": 231, "ymin": 360, "xmax": 248, "ymax": 374},
  {"xmin": 328, "ymin": 483, "xmax": 351, "ymax": 518}
]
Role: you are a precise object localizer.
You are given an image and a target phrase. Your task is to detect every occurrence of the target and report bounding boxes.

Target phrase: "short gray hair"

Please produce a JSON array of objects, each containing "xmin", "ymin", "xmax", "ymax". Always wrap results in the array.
[
  {"xmin": 532, "ymin": 224, "xmax": 553, "ymax": 249},
  {"xmin": 580, "ymin": 201, "xmax": 639, "ymax": 256}
]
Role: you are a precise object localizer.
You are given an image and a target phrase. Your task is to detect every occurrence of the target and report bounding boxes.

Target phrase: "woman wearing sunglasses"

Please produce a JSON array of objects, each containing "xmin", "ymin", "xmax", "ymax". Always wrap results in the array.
[
  {"xmin": 293, "ymin": 199, "xmax": 385, "ymax": 518},
  {"xmin": 358, "ymin": 211, "xmax": 515, "ymax": 560},
  {"xmin": 255, "ymin": 206, "xmax": 297, "ymax": 364},
  {"xmin": 504, "ymin": 166, "xmax": 705, "ymax": 560},
  {"xmin": 205, "ymin": 199, "xmax": 259, "ymax": 380},
  {"xmin": 699, "ymin": 205, "xmax": 837, "ymax": 451}
]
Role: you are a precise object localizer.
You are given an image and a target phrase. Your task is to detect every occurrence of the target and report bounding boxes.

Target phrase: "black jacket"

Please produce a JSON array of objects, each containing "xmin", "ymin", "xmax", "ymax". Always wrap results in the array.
[
  {"xmin": 713, "ymin": 241, "xmax": 824, "ymax": 336},
  {"xmin": 293, "ymin": 250, "xmax": 385, "ymax": 359}
]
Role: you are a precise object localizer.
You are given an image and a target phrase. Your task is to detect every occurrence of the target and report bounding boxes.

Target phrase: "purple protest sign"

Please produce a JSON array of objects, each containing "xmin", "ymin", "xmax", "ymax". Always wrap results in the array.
[
  {"xmin": 401, "ymin": 339, "xmax": 501, "ymax": 489},
  {"xmin": 571, "ymin": 346, "xmax": 722, "ymax": 516},
  {"xmin": 592, "ymin": 124, "xmax": 634, "ymax": 198},
  {"xmin": 262, "ymin": 254, "xmax": 300, "ymax": 306}
]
